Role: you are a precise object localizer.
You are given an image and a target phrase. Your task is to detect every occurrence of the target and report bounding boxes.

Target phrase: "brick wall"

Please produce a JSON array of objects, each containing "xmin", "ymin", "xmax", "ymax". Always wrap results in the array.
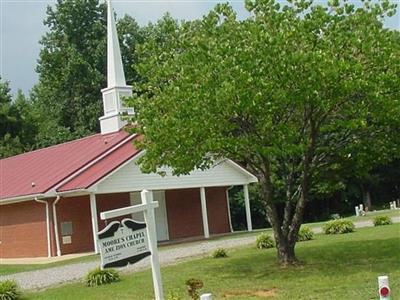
[
  {"xmin": 0, "ymin": 201, "xmax": 48, "ymax": 258},
  {"xmin": 56, "ymin": 196, "xmax": 93, "ymax": 255},
  {"xmin": 165, "ymin": 187, "xmax": 230, "ymax": 239},
  {"xmin": 0, "ymin": 189, "xmax": 230, "ymax": 258},
  {"xmin": 96, "ymin": 193, "xmax": 131, "ymax": 231},
  {"xmin": 206, "ymin": 187, "xmax": 231, "ymax": 235},
  {"xmin": 165, "ymin": 188, "xmax": 203, "ymax": 239},
  {"xmin": 55, "ymin": 193, "xmax": 131, "ymax": 255}
]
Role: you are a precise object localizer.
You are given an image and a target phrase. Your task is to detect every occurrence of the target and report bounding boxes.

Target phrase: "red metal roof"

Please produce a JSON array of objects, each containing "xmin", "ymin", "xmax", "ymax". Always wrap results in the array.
[
  {"xmin": 58, "ymin": 136, "xmax": 140, "ymax": 192},
  {"xmin": 0, "ymin": 130, "xmax": 139, "ymax": 200}
]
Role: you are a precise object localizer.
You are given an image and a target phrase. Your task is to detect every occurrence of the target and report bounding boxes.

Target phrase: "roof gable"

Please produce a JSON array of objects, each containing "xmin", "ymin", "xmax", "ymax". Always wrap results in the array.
[
  {"xmin": 92, "ymin": 155, "xmax": 258, "ymax": 194},
  {"xmin": 58, "ymin": 136, "xmax": 140, "ymax": 192},
  {"xmin": 0, "ymin": 130, "xmax": 131, "ymax": 200}
]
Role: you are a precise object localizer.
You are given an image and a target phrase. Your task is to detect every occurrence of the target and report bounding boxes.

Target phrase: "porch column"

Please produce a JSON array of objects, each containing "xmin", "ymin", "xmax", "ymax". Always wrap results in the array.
[
  {"xmin": 243, "ymin": 184, "xmax": 253, "ymax": 231},
  {"xmin": 200, "ymin": 187, "xmax": 210, "ymax": 238},
  {"xmin": 226, "ymin": 188, "xmax": 233, "ymax": 232},
  {"xmin": 90, "ymin": 193, "xmax": 99, "ymax": 254}
]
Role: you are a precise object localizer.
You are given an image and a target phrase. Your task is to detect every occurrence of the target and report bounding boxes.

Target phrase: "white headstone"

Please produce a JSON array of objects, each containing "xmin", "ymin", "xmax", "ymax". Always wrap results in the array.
[{"xmin": 200, "ymin": 293, "xmax": 213, "ymax": 300}]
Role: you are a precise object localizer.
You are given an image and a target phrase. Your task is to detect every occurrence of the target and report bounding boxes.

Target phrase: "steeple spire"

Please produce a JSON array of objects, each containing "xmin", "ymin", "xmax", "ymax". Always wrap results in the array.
[
  {"xmin": 107, "ymin": 0, "xmax": 126, "ymax": 87},
  {"xmin": 99, "ymin": 0, "xmax": 133, "ymax": 134}
]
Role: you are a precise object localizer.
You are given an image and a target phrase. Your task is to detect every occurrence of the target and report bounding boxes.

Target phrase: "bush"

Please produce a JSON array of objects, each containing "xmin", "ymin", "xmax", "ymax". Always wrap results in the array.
[
  {"xmin": 166, "ymin": 290, "xmax": 183, "ymax": 300},
  {"xmin": 323, "ymin": 219, "xmax": 355, "ymax": 234},
  {"xmin": 0, "ymin": 280, "xmax": 21, "ymax": 300},
  {"xmin": 185, "ymin": 278, "xmax": 203, "ymax": 300},
  {"xmin": 256, "ymin": 232, "xmax": 275, "ymax": 249},
  {"xmin": 85, "ymin": 268, "xmax": 120, "ymax": 287},
  {"xmin": 211, "ymin": 248, "xmax": 228, "ymax": 258},
  {"xmin": 373, "ymin": 216, "xmax": 392, "ymax": 226},
  {"xmin": 297, "ymin": 226, "xmax": 314, "ymax": 241}
]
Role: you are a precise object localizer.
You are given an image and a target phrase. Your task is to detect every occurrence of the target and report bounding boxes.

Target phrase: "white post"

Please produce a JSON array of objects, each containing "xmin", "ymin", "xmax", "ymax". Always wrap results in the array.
[
  {"xmin": 226, "ymin": 188, "xmax": 233, "ymax": 232},
  {"xmin": 200, "ymin": 187, "xmax": 210, "ymax": 239},
  {"xmin": 378, "ymin": 275, "xmax": 390, "ymax": 300},
  {"xmin": 53, "ymin": 197, "xmax": 62, "ymax": 257},
  {"xmin": 90, "ymin": 193, "xmax": 99, "ymax": 254},
  {"xmin": 34, "ymin": 198, "xmax": 51, "ymax": 257},
  {"xmin": 141, "ymin": 190, "xmax": 164, "ymax": 300},
  {"xmin": 243, "ymin": 184, "xmax": 253, "ymax": 231}
]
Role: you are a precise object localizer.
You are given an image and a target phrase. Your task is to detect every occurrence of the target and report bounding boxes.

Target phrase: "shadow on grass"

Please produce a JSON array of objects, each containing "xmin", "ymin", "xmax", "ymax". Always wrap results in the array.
[{"xmin": 203, "ymin": 236, "xmax": 399, "ymax": 282}]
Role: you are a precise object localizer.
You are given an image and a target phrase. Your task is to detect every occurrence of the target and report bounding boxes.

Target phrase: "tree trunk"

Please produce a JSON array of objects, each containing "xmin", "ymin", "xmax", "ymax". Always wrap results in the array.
[
  {"xmin": 276, "ymin": 237, "xmax": 297, "ymax": 266},
  {"xmin": 361, "ymin": 184, "xmax": 372, "ymax": 211}
]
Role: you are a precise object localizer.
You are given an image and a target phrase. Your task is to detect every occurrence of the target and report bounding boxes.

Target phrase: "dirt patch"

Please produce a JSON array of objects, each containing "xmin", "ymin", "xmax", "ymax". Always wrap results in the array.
[{"xmin": 223, "ymin": 288, "xmax": 278, "ymax": 298}]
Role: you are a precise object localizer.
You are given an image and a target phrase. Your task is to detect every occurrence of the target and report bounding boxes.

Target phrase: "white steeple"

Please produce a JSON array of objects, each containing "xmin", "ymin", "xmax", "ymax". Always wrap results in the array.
[
  {"xmin": 106, "ymin": 0, "xmax": 125, "ymax": 87},
  {"xmin": 99, "ymin": 0, "xmax": 133, "ymax": 134}
]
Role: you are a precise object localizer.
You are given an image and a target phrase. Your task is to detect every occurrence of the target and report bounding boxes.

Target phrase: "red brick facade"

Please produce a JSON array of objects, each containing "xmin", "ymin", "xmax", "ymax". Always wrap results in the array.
[
  {"xmin": 56, "ymin": 195, "xmax": 93, "ymax": 255},
  {"xmin": 166, "ymin": 188, "xmax": 204, "ymax": 239},
  {"xmin": 0, "ymin": 201, "xmax": 48, "ymax": 258},
  {"xmin": 165, "ymin": 187, "xmax": 230, "ymax": 239},
  {"xmin": 96, "ymin": 193, "xmax": 131, "ymax": 231},
  {"xmin": 55, "ymin": 193, "xmax": 131, "ymax": 255},
  {"xmin": 0, "ymin": 187, "xmax": 231, "ymax": 258},
  {"xmin": 206, "ymin": 187, "xmax": 231, "ymax": 235}
]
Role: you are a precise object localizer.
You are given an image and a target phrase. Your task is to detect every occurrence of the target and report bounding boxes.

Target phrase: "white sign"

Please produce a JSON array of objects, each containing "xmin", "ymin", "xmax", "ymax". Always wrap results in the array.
[
  {"xmin": 99, "ymin": 190, "xmax": 164, "ymax": 300},
  {"xmin": 98, "ymin": 219, "xmax": 151, "ymax": 268}
]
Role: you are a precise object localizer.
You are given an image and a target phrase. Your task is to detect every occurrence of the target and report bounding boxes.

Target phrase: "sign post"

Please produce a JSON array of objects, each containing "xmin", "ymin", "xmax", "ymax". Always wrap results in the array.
[
  {"xmin": 141, "ymin": 190, "xmax": 164, "ymax": 300},
  {"xmin": 98, "ymin": 189, "xmax": 164, "ymax": 300}
]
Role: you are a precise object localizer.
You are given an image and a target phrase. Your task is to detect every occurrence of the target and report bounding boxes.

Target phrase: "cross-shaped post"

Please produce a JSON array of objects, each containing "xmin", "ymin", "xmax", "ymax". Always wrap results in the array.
[{"xmin": 100, "ymin": 190, "xmax": 164, "ymax": 300}]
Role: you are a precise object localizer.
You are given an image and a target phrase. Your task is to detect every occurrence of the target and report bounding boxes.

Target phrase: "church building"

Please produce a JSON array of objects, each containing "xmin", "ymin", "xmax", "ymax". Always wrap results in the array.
[{"xmin": 0, "ymin": 0, "xmax": 257, "ymax": 259}]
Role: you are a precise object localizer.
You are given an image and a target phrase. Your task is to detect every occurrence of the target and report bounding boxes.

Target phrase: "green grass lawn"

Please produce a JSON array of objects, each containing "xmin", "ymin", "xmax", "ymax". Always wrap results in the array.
[
  {"xmin": 24, "ymin": 224, "xmax": 400, "ymax": 300},
  {"xmin": 345, "ymin": 209, "xmax": 399, "ymax": 222},
  {"xmin": 1, "ymin": 208, "xmax": 398, "ymax": 277}
]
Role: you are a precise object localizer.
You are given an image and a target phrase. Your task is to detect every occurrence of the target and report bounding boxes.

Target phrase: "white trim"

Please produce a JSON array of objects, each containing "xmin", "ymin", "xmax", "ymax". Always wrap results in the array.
[
  {"xmin": 49, "ymin": 134, "xmax": 137, "ymax": 193},
  {"xmin": 225, "ymin": 160, "xmax": 258, "ymax": 183},
  {"xmin": 0, "ymin": 143, "xmax": 257, "ymax": 205},
  {"xmin": 243, "ymin": 184, "xmax": 253, "ymax": 231},
  {"xmin": 90, "ymin": 193, "xmax": 99, "ymax": 254},
  {"xmin": 89, "ymin": 153, "xmax": 257, "ymax": 193},
  {"xmin": 226, "ymin": 188, "xmax": 233, "ymax": 233},
  {"xmin": 0, "ymin": 194, "xmax": 45, "ymax": 205},
  {"xmin": 200, "ymin": 187, "xmax": 210, "ymax": 239},
  {"xmin": 159, "ymin": 191, "xmax": 170, "ymax": 241},
  {"xmin": 100, "ymin": 202, "xmax": 158, "ymax": 220},
  {"xmin": 89, "ymin": 155, "xmax": 257, "ymax": 194},
  {"xmin": 89, "ymin": 150, "xmax": 145, "ymax": 189},
  {"xmin": 34, "ymin": 198, "xmax": 51, "ymax": 258},
  {"xmin": 53, "ymin": 196, "xmax": 61, "ymax": 256}
]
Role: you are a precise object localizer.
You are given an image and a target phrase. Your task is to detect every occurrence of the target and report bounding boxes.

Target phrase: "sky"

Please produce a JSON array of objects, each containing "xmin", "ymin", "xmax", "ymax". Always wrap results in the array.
[{"xmin": 0, "ymin": 0, "xmax": 399, "ymax": 95}]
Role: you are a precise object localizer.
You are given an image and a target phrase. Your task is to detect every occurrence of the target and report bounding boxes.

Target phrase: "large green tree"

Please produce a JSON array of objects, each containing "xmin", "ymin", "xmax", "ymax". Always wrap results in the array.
[
  {"xmin": 0, "ymin": 78, "xmax": 38, "ymax": 158},
  {"xmin": 33, "ymin": 0, "xmax": 144, "ymax": 147},
  {"xmin": 128, "ymin": 0, "xmax": 400, "ymax": 264}
]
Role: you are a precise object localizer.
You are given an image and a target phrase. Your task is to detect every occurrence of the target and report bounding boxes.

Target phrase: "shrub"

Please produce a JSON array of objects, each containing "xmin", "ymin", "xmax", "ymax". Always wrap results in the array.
[
  {"xmin": 323, "ymin": 219, "xmax": 355, "ymax": 234},
  {"xmin": 166, "ymin": 290, "xmax": 183, "ymax": 300},
  {"xmin": 211, "ymin": 248, "xmax": 228, "ymax": 258},
  {"xmin": 0, "ymin": 280, "xmax": 21, "ymax": 300},
  {"xmin": 256, "ymin": 232, "xmax": 275, "ymax": 249},
  {"xmin": 185, "ymin": 278, "xmax": 203, "ymax": 300},
  {"xmin": 373, "ymin": 216, "xmax": 392, "ymax": 226},
  {"xmin": 85, "ymin": 268, "xmax": 120, "ymax": 287},
  {"xmin": 297, "ymin": 226, "xmax": 314, "ymax": 241}
]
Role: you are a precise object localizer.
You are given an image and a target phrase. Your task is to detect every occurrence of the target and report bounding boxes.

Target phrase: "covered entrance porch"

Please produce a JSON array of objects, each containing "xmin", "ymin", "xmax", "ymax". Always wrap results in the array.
[{"xmin": 52, "ymin": 157, "xmax": 257, "ymax": 256}]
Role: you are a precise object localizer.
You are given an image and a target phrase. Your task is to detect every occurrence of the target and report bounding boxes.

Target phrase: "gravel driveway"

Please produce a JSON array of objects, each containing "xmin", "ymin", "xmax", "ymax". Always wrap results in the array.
[
  {"xmin": 1, "ymin": 216, "xmax": 399, "ymax": 291},
  {"xmin": 0, "ymin": 235, "xmax": 256, "ymax": 290}
]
